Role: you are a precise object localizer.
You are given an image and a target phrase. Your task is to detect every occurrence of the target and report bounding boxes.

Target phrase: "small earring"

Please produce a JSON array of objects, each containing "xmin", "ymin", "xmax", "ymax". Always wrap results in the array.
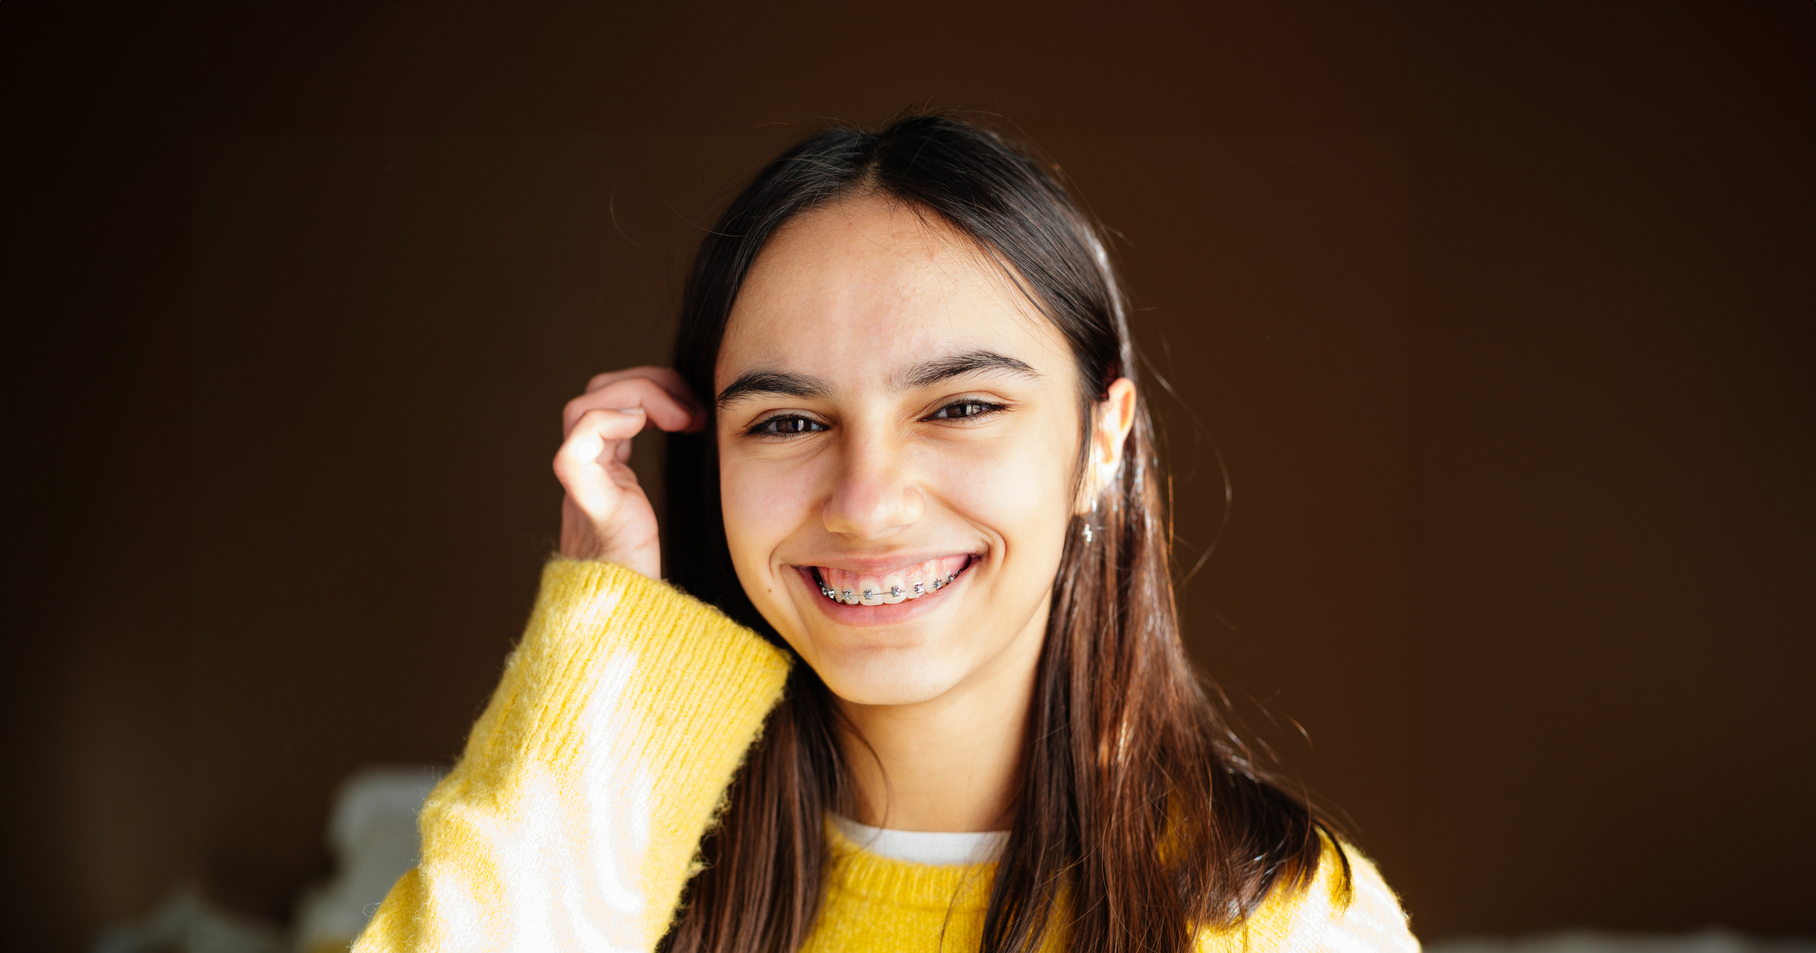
[{"xmin": 1083, "ymin": 520, "xmax": 1094, "ymax": 544}]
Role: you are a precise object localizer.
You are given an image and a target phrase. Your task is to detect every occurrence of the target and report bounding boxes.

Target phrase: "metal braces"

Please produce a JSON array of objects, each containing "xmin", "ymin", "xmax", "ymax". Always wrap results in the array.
[{"xmin": 819, "ymin": 572, "xmax": 958, "ymax": 603}]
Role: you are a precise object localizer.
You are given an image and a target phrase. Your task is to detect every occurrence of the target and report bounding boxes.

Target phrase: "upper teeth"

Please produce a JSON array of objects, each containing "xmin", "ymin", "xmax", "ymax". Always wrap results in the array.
[{"xmin": 819, "ymin": 571, "xmax": 958, "ymax": 605}]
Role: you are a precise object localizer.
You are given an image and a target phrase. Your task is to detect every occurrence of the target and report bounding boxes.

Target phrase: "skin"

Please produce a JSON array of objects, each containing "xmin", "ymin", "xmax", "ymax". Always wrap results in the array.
[{"xmin": 556, "ymin": 193, "xmax": 1136, "ymax": 833}]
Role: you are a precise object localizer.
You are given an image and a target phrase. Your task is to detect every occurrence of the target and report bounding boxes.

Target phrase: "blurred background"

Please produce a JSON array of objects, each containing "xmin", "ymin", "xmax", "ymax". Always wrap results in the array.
[{"xmin": 3, "ymin": 2, "xmax": 1811, "ymax": 951}]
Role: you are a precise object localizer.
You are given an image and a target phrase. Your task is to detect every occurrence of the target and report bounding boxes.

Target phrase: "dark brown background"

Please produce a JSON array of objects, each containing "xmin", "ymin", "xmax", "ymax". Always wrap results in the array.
[{"xmin": 4, "ymin": 3, "xmax": 1811, "ymax": 951}]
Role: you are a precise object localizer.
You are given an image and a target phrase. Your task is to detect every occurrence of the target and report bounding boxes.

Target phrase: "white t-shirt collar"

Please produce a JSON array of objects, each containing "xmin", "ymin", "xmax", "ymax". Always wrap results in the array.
[{"xmin": 829, "ymin": 812, "xmax": 1009, "ymax": 866}]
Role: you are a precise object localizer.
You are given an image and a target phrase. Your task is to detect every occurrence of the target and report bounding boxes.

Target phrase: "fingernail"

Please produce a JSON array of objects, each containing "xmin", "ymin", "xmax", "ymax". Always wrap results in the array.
[{"xmin": 615, "ymin": 407, "xmax": 646, "ymax": 415}]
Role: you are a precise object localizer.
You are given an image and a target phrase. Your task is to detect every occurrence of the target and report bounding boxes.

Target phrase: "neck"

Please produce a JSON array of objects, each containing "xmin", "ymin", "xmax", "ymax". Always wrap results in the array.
[{"xmin": 835, "ymin": 605, "xmax": 1047, "ymax": 833}]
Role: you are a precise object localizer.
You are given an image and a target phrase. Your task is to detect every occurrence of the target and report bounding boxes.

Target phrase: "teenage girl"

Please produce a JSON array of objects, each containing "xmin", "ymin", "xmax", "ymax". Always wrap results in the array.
[{"xmin": 354, "ymin": 114, "xmax": 1418, "ymax": 953}]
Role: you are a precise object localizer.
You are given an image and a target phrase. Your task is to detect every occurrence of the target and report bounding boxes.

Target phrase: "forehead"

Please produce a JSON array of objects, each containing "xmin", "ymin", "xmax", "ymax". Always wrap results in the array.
[{"xmin": 715, "ymin": 194, "xmax": 1074, "ymax": 391}]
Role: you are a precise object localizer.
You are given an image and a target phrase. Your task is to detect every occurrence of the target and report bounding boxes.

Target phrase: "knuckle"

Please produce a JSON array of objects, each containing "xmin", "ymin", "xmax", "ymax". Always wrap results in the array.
[
  {"xmin": 598, "ymin": 379, "xmax": 644, "ymax": 401},
  {"xmin": 556, "ymin": 433, "xmax": 593, "ymax": 465}
]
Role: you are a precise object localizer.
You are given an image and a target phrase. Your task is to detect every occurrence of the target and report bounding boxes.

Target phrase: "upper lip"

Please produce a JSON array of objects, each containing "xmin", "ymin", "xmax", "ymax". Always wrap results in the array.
[{"xmin": 791, "ymin": 551, "xmax": 981, "ymax": 574}]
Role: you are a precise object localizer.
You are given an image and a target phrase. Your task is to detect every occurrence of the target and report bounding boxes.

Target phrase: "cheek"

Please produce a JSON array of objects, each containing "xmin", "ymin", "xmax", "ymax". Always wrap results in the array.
[
  {"xmin": 934, "ymin": 428, "xmax": 1077, "ymax": 554},
  {"xmin": 718, "ymin": 451, "xmax": 821, "ymax": 576}
]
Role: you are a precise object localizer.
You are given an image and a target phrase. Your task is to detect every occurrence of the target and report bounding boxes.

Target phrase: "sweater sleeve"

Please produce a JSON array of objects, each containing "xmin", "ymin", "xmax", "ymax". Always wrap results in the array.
[
  {"xmin": 1198, "ymin": 835, "xmax": 1420, "ymax": 953},
  {"xmin": 351, "ymin": 558, "xmax": 793, "ymax": 953}
]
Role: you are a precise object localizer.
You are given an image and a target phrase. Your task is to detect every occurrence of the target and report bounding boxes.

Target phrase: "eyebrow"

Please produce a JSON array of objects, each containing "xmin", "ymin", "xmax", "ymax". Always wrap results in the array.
[
  {"xmin": 715, "ymin": 371, "xmax": 830, "ymax": 409},
  {"xmin": 715, "ymin": 349, "xmax": 1040, "ymax": 409},
  {"xmin": 898, "ymin": 349, "xmax": 1040, "ymax": 389}
]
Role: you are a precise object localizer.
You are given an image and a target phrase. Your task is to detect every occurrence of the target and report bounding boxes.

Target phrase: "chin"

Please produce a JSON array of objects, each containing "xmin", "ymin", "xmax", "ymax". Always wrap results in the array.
[{"xmin": 806, "ymin": 648, "xmax": 964, "ymax": 707}]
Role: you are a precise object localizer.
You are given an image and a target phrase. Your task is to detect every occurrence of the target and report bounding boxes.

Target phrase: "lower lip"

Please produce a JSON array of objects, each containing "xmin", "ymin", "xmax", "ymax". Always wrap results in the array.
[{"xmin": 792, "ymin": 559, "xmax": 974, "ymax": 627}]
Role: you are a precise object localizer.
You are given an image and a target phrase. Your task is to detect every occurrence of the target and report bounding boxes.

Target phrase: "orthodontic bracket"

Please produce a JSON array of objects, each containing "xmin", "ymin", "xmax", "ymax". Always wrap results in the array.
[{"xmin": 819, "ymin": 572, "xmax": 959, "ymax": 602}]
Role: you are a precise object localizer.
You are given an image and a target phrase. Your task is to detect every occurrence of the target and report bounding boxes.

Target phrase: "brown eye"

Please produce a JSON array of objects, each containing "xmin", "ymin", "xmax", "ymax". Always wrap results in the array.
[
  {"xmin": 751, "ymin": 415, "xmax": 826, "ymax": 436},
  {"xmin": 929, "ymin": 400, "xmax": 1002, "ymax": 420}
]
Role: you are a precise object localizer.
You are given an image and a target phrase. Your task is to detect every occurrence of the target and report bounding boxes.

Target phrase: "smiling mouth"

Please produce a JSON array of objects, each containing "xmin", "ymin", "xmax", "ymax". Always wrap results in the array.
[{"xmin": 808, "ymin": 554, "xmax": 977, "ymax": 606}]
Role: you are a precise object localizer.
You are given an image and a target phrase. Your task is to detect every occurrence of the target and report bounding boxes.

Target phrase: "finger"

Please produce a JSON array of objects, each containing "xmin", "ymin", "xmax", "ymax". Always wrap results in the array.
[
  {"xmin": 563, "ymin": 377, "xmax": 701, "ymax": 437},
  {"xmin": 553, "ymin": 413, "xmax": 638, "ymax": 515},
  {"xmin": 562, "ymin": 404, "xmax": 649, "ymax": 446},
  {"xmin": 586, "ymin": 367, "xmax": 706, "ymax": 431},
  {"xmin": 584, "ymin": 367, "xmax": 704, "ymax": 417},
  {"xmin": 554, "ymin": 428, "xmax": 617, "ymax": 517},
  {"xmin": 563, "ymin": 380, "xmax": 680, "ymax": 436}
]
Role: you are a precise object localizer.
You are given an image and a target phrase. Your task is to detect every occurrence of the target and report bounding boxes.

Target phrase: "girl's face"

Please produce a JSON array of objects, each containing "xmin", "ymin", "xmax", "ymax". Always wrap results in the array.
[{"xmin": 715, "ymin": 194, "xmax": 1097, "ymax": 707}]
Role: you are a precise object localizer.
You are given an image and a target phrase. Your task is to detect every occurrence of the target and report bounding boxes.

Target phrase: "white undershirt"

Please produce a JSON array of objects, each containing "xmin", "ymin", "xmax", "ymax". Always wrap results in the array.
[{"xmin": 829, "ymin": 812, "xmax": 1010, "ymax": 866}]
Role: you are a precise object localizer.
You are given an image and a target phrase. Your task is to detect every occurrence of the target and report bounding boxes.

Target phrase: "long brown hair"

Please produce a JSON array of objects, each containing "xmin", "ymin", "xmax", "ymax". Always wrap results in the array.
[{"xmin": 660, "ymin": 114, "xmax": 1344, "ymax": 953}]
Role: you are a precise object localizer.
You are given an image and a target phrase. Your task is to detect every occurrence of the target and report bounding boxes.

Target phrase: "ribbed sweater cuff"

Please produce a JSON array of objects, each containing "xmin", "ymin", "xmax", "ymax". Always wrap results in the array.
[
  {"xmin": 387, "ymin": 557, "xmax": 793, "ymax": 950},
  {"xmin": 512, "ymin": 557, "xmax": 792, "ymax": 769}
]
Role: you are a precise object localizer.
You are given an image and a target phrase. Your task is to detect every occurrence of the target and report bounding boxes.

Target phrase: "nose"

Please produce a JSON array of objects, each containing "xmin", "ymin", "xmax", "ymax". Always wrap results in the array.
[{"xmin": 821, "ymin": 430, "xmax": 924, "ymax": 540}]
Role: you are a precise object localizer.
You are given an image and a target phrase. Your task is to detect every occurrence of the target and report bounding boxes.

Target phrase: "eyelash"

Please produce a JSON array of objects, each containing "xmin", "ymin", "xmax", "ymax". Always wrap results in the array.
[
  {"xmin": 746, "ymin": 400, "xmax": 1006, "ymax": 437},
  {"xmin": 927, "ymin": 400, "xmax": 1004, "ymax": 421}
]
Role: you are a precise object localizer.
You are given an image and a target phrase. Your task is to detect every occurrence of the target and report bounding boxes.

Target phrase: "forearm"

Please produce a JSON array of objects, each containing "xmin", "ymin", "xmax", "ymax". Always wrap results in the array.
[{"xmin": 354, "ymin": 558, "xmax": 791, "ymax": 952}]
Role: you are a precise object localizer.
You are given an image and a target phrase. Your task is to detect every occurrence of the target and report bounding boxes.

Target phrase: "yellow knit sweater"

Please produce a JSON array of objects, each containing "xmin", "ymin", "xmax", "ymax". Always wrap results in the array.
[{"xmin": 352, "ymin": 558, "xmax": 1418, "ymax": 952}]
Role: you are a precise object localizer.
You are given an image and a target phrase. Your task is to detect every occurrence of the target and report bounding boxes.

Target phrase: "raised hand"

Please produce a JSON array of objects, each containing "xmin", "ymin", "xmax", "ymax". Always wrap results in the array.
[{"xmin": 553, "ymin": 367, "xmax": 705, "ymax": 579}]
